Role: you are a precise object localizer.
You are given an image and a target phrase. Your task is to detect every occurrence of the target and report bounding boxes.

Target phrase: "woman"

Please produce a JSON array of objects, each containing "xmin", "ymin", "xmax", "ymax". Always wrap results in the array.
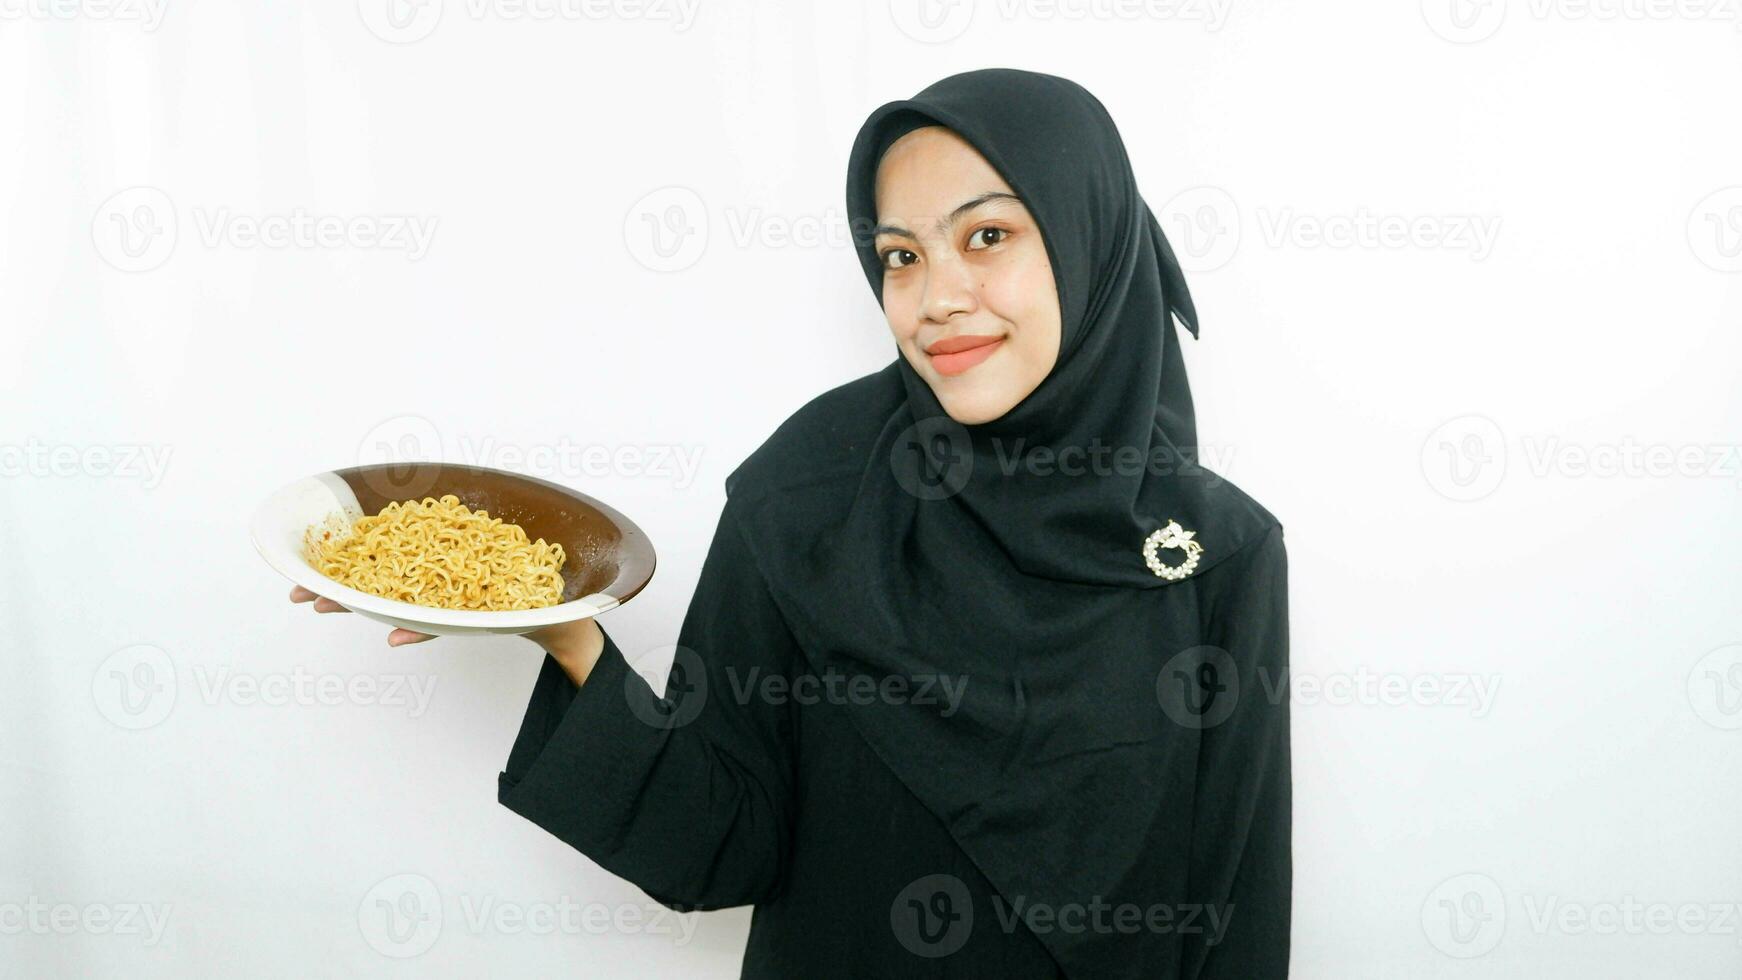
[{"xmin": 294, "ymin": 68, "xmax": 1291, "ymax": 978}]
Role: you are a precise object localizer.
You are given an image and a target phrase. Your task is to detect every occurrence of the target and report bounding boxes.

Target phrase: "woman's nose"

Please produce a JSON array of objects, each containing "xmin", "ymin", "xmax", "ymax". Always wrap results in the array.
[{"xmin": 921, "ymin": 255, "xmax": 979, "ymax": 323}]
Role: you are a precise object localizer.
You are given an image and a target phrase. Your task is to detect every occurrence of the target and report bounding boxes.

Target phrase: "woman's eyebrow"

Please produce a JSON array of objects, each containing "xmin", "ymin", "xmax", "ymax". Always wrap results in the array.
[{"xmin": 873, "ymin": 191, "xmax": 1022, "ymax": 239}]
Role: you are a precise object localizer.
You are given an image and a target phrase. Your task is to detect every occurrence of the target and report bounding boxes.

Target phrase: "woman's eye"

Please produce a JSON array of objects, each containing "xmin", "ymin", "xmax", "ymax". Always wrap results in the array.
[
  {"xmin": 968, "ymin": 227, "xmax": 1008, "ymax": 250},
  {"xmin": 881, "ymin": 248, "xmax": 917, "ymax": 270}
]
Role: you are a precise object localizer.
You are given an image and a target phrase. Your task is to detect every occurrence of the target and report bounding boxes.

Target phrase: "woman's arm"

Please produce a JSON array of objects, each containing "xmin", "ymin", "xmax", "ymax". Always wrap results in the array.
[
  {"xmin": 1182, "ymin": 523, "xmax": 1292, "ymax": 979},
  {"xmin": 496, "ymin": 495, "xmax": 801, "ymax": 911}
]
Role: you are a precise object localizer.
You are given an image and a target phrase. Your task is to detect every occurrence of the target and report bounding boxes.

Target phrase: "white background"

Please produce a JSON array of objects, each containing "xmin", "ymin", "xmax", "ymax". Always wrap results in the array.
[{"xmin": 4, "ymin": 0, "xmax": 1741, "ymax": 976}]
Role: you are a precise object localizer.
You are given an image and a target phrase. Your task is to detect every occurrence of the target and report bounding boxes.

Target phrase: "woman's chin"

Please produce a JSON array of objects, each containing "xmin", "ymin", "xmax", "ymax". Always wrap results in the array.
[{"xmin": 934, "ymin": 385, "xmax": 1019, "ymax": 426}]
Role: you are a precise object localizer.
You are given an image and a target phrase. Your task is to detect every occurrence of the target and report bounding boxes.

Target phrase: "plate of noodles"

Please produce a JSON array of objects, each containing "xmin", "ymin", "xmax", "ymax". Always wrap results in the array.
[{"xmin": 250, "ymin": 463, "xmax": 656, "ymax": 636}]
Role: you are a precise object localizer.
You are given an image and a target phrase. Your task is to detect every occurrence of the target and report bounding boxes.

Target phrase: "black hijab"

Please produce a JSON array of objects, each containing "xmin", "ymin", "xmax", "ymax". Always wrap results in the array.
[
  {"xmin": 726, "ymin": 67, "xmax": 1283, "ymax": 974},
  {"xmin": 838, "ymin": 67, "xmax": 1269, "ymax": 588}
]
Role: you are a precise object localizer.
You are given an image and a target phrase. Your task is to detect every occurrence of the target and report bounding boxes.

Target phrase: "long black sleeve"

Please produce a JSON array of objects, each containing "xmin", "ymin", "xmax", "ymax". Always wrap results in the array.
[
  {"xmin": 1183, "ymin": 523, "xmax": 1293, "ymax": 979},
  {"xmin": 497, "ymin": 496, "xmax": 801, "ymax": 910}
]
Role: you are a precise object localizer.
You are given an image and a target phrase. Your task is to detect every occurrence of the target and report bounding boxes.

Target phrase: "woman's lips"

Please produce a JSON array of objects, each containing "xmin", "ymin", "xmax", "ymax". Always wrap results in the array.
[{"xmin": 926, "ymin": 335, "xmax": 1005, "ymax": 377}]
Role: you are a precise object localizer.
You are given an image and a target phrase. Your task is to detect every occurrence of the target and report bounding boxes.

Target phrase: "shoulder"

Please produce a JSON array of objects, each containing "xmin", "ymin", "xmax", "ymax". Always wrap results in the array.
[
  {"xmin": 1193, "ymin": 461, "xmax": 1285, "ymax": 547},
  {"xmin": 723, "ymin": 361, "xmax": 903, "ymax": 506},
  {"xmin": 1188, "ymin": 466, "xmax": 1287, "ymax": 629},
  {"xmin": 1181, "ymin": 460, "xmax": 1287, "ymax": 603}
]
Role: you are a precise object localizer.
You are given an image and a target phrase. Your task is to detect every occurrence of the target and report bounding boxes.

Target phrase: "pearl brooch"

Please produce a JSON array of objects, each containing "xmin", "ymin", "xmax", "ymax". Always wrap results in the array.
[{"xmin": 1142, "ymin": 519, "xmax": 1203, "ymax": 580}]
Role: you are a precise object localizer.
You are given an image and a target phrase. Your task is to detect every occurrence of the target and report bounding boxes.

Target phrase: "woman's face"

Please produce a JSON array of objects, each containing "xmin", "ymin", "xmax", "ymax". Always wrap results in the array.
[{"xmin": 873, "ymin": 126, "xmax": 1062, "ymax": 426}]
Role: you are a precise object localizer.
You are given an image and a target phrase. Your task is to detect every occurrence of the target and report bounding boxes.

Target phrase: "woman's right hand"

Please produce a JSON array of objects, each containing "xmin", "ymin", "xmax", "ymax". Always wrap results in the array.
[{"xmin": 288, "ymin": 586, "xmax": 607, "ymax": 687}]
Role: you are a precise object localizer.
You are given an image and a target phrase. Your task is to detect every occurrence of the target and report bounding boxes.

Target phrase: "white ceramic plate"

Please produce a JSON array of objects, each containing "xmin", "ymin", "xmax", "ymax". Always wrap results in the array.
[{"xmin": 251, "ymin": 463, "xmax": 656, "ymax": 636}]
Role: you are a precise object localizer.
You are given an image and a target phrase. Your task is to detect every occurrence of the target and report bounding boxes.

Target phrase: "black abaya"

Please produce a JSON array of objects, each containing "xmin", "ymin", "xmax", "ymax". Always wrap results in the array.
[
  {"xmin": 501, "ymin": 68, "xmax": 1291, "ymax": 978},
  {"xmin": 499, "ymin": 378, "xmax": 1290, "ymax": 978}
]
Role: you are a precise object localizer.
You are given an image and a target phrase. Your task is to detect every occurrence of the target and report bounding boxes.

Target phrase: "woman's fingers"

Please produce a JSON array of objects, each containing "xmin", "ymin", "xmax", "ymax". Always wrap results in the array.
[
  {"xmin": 289, "ymin": 585, "xmax": 351, "ymax": 613},
  {"xmin": 288, "ymin": 586, "xmax": 431, "ymax": 644}
]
